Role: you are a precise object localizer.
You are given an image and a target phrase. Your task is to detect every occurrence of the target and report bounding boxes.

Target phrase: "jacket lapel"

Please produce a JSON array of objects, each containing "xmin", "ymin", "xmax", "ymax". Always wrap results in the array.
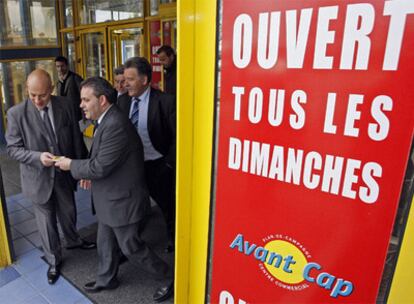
[
  {"xmin": 50, "ymin": 97, "xmax": 63, "ymax": 133},
  {"xmin": 147, "ymin": 88, "xmax": 157, "ymax": 131},
  {"xmin": 90, "ymin": 106, "xmax": 115, "ymax": 157}
]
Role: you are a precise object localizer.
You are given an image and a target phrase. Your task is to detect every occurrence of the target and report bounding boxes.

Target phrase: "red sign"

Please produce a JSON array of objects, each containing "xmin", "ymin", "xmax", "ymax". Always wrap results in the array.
[
  {"xmin": 150, "ymin": 21, "xmax": 162, "ymax": 90},
  {"xmin": 210, "ymin": 1, "xmax": 414, "ymax": 303}
]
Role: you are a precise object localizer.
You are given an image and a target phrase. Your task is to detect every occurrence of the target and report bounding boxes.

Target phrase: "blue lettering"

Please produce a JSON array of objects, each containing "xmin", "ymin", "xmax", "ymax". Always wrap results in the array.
[
  {"xmin": 267, "ymin": 252, "xmax": 283, "ymax": 267},
  {"xmin": 244, "ymin": 242, "xmax": 257, "ymax": 255},
  {"xmin": 282, "ymin": 255, "xmax": 296, "ymax": 273},
  {"xmin": 317, "ymin": 272, "xmax": 335, "ymax": 289},
  {"xmin": 254, "ymin": 247, "xmax": 268, "ymax": 262},
  {"xmin": 229, "ymin": 234, "xmax": 244, "ymax": 252},
  {"xmin": 303, "ymin": 262, "xmax": 321, "ymax": 283},
  {"xmin": 330, "ymin": 279, "xmax": 354, "ymax": 298}
]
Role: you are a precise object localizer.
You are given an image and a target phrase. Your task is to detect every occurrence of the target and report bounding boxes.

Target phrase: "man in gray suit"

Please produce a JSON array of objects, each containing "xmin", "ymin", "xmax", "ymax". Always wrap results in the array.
[
  {"xmin": 5, "ymin": 69, "xmax": 95, "ymax": 285},
  {"xmin": 55, "ymin": 77, "xmax": 172, "ymax": 296}
]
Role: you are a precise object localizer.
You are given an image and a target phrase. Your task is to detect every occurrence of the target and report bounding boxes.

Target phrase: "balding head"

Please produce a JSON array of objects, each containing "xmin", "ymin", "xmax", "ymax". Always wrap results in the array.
[{"xmin": 27, "ymin": 69, "xmax": 53, "ymax": 110}]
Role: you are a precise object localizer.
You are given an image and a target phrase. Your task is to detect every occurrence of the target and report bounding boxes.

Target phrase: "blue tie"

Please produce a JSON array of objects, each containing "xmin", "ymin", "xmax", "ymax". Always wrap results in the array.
[{"xmin": 130, "ymin": 97, "xmax": 140, "ymax": 130}]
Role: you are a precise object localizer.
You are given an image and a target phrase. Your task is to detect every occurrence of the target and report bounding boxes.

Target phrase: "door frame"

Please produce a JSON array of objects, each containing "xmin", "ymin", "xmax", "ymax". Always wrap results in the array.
[
  {"xmin": 107, "ymin": 22, "xmax": 145, "ymax": 83},
  {"xmin": 77, "ymin": 27, "xmax": 109, "ymax": 79}
]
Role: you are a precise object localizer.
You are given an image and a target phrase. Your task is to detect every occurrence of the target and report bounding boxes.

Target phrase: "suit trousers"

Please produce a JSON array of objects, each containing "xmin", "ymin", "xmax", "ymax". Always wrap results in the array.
[
  {"xmin": 32, "ymin": 172, "xmax": 82, "ymax": 266},
  {"xmin": 95, "ymin": 221, "xmax": 172, "ymax": 287},
  {"xmin": 144, "ymin": 158, "xmax": 175, "ymax": 245}
]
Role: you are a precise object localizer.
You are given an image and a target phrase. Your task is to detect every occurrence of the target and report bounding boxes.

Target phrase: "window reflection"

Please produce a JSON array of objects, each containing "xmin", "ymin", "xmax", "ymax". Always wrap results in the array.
[
  {"xmin": 0, "ymin": 0, "xmax": 58, "ymax": 47},
  {"xmin": 63, "ymin": 32, "xmax": 76, "ymax": 71},
  {"xmin": 79, "ymin": 0, "xmax": 144, "ymax": 24},
  {"xmin": 62, "ymin": 0, "xmax": 74, "ymax": 28},
  {"xmin": 0, "ymin": 60, "xmax": 56, "ymax": 112},
  {"xmin": 82, "ymin": 32, "xmax": 106, "ymax": 78}
]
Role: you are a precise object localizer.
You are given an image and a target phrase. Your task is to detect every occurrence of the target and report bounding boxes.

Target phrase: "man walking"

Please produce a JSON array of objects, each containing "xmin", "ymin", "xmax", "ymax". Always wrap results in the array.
[
  {"xmin": 119, "ymin": 56, "xmax": 176, "ymax": 302},
  {"xmin": 6, "ymin": 69, "xmax": 95, "ymax": 285},
  {"xmin": 156, "ymin": 45, "xmax": 176, "ymax": 96},
  {"xmin": 55, "ymin": 77, "xmax": 172, "ymax": 299},
  {"xmin": 55, "ymin": 56, "xmax": 83, "ymax": 121}
]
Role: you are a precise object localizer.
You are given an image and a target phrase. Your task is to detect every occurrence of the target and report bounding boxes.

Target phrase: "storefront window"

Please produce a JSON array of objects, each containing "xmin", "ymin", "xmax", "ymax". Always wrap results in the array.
[
  {"xmin": 79, "ymin": 0, "xmax": 143, "ymax": 25},
  {"xmin": 82, "ymin": 32, "xmax": 106, "ymax": 78},
  {"xmin": 0, "ymin": 0, "xmax": 58, "ymax": 47},
  {"xmin": 150, "ymin": 0, "xmax": 159, "ymax": 16},
  {"xmin": 162, "ymin": 20, "xmax": 177, "ymax": 49},
  {"xmin": 62, "ymin": 32, "xmax": 76, "ymax": 71},
  {"xmin": 0, "ymin": 59, "xmax": 57, "ymax": 112},
  {"xmin": 62, "ymin": 0, "xmax": 74, "ymax": 28}
]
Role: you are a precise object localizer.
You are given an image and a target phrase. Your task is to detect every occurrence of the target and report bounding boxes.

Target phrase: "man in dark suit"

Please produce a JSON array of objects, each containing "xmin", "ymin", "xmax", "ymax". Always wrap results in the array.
[
  {"xmin": 5, "ymin": 69, "xmax": 95, "ymax": 285},
  {"xmin": 55, "ymin": 56, "xmax": 83, "ymax": 121},
  {"xmin": 156, "ymin": 45, "xmax": 176, "ymax": 97},
  {"xmin": 113, "ymin": 65, "xmax": 128, "ymax": 98},
  {"xmin": 118, "ymin": 56, "xmax": 175, "ymax": 302},
  {"xmin": 55, "ymin": 77, "xmax": 172, "ymax": 297}
]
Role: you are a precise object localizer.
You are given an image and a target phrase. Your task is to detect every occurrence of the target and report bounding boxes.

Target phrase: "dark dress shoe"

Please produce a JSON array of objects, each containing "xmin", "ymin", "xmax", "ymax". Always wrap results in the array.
[
  {"xmin": 66, "ymin": 240, "xmax": 96, "ymax": 250},
  {"xmin": 83, "ymin": 280, "xmax": 120, "ymax": 293},
  {"xmin": 153, "ymin": 282, "xmax": 174, "ymax": 302},
  {"xmin": 47, "ymin": 265, "xmax": 60, "ymax": 285}
]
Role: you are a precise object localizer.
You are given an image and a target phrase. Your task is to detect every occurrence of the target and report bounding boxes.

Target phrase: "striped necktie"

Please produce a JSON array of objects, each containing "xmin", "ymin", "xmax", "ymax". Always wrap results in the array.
[{"xmin": 130, "ymin": 97, "xmax": 140, "ymax": 130}]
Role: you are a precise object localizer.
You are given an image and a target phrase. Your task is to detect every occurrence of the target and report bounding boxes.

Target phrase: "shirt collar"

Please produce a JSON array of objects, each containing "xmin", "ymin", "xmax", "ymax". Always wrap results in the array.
[
  {"xmin": 136, "ymin": 86, "xmax": 150, "ymax": 102},
  {"xmin": 97, "ymin": 104, "xmax": 113, "ymax": 124}
]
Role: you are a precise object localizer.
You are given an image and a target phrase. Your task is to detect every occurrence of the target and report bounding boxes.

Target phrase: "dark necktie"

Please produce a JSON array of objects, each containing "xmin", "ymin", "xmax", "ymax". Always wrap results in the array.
[
  {"xmin": 93, "ymin": 121, "xmax": 99, "ymax": 136},
  {"xmin": 42, "ymin": 107, "xmax": 60, "ymax": 154},
  {"xmin": 130, "ymin": 97, "xmax": 140, "ymax": 130}
]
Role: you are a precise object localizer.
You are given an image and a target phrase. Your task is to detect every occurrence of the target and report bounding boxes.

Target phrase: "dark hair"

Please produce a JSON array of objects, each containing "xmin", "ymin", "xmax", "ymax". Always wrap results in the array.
[
  {"xmin": 80, "ymin": 77, "xmax": 117, "ymax": 104},
  {"xmin": 54, "ymin": 56, "xmax": 68, "ymax": 65},
  {"xmin": 114, "ymin": 65, "xmax": 125, "ymax": 76},
  {"xmin": 124, "ymin": 57, "xmax": 152, "ymax": 83},
  {"xmin": 156, "ymin": 45, "xmax": 175, "ymax": 57}
]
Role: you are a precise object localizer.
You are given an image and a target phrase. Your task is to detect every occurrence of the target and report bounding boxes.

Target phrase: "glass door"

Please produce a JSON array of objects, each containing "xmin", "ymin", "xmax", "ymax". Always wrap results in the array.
[
  {"xmin": 109, "ymin": 24, "xmax": 144, "ymax": 81},
  {"xmin": 79, "ymin": 28, "xmax": 108, "ymax": 79}
]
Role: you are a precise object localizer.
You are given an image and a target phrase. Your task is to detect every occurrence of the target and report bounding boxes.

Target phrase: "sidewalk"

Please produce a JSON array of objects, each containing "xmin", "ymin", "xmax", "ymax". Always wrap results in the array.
[{"xmin": 0, "ymin": 191, "xmax": 95, "ymax": 304}]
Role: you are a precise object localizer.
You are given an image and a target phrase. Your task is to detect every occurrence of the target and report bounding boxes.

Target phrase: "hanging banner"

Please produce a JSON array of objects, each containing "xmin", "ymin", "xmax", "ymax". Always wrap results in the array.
[{"xmin": 210, "ymin": 0, "xmax": 414, "ymax": 303}]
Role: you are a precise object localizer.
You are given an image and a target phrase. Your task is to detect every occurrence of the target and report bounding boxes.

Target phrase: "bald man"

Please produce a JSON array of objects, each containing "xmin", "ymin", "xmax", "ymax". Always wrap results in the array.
[{"xmin": 6, "ymin": 69, "xmax": 95, "ymax": 285}]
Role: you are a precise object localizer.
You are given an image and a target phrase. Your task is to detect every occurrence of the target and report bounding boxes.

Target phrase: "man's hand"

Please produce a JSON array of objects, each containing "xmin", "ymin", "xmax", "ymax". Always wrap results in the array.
[
  {"xmin": 80, "ymin": 179, "xmax": 91, "ymax": 190},
  {"xmin": 40, "ymin": 152, "xmax": 55, "ymax": 167},
  {"xmin": 55, "ymin": 157, "xmax": 72, "ymax": 171}
]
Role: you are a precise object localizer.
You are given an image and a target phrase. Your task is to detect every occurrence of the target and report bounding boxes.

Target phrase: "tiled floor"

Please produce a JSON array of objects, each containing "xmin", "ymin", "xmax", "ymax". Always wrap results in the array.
[{"xmin": 0, "ymin": 189, "xmax": 96, "ymax": 304}]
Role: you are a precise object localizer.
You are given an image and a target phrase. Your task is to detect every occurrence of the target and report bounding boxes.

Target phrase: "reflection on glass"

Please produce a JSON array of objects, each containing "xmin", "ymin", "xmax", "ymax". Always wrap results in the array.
[
  {"xmin": 0, "ymin": 59, "xmax": 56, "ymax": 112},
  {"xmin": 150, "ymin": 0, "xmax": 158, "ymax": 16},
  {"xmin": 0, "ymin": 0, "xmax": 58, "ymax": 47},
  {"xmin": 63, "ymin": 32, "xmax": 76, "ymax": 71},
  {"xmin": 79, "ymin": 0, "xmax": 143, "ymax": 24},
  {"xmin": 83, "ymin": 32, "xmax": 106, "ymax": 78},
  {"xmin": 111, "ymin": 27, "xmax": 143, "ymax": 68},
  {"xmin": 162, "ymin": 20, "xmax": 177, "ymax": 49},
  {"xmin": 62, "ymin": 0, "xmax": 73, "ymax": 28},
  {"xmin": 160, "ymin": 0, "xmax": 176, "ymax": 3}
]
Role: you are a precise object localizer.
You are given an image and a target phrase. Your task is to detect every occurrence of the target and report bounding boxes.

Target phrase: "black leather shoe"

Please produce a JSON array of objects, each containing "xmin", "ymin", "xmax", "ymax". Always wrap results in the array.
[
  {"xmin": 47, "ymin": 265, "xmax": 60, "ymax": 285},
  {"xmin": 153, "ymin": 282, "xmax": 174, "ymax": 302},
  {"xmin": 83, "ymin": 280, "xmax": 120, "ymax": 293},
  {"xmin": 66, "ymin": 240, "xmax": 96, "ymax": 250}
]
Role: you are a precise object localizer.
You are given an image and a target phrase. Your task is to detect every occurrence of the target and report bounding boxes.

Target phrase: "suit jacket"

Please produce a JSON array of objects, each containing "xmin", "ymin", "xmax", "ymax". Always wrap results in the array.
[
  {"xmin": 117, "ymin": 88, "xmax": 176, "ymax": 167},
  {"xmin": 56, "ymin": 71, "xmax": 83, "ymax": 121},
  {"xmin": 164, "ymin": 59, "xmax": 176, "ymax": 97},
  {"xmin": 70, "ymin": 105, "xmax": 150, "ymax": 228},
  {"xmin": 6, "ymin": 96, "xmax": 88, "ymax": 205}
]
